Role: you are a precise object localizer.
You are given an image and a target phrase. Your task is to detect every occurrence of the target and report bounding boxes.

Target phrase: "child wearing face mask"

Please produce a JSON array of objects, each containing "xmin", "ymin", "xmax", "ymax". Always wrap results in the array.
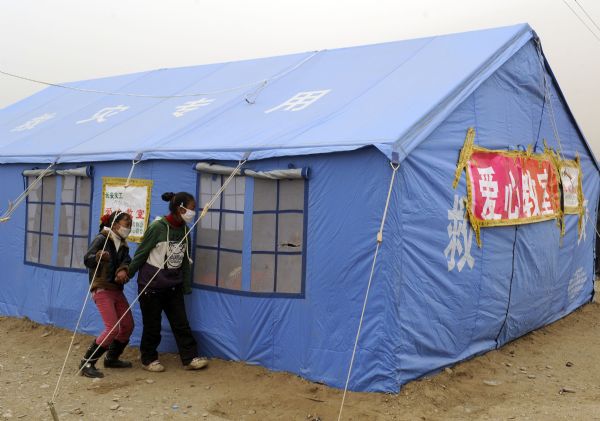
[
  {"xmin": 128, "ymin": 192, "xmax": 208, "ymax": 372},
  {"xmin": 80, "ymin": 211, "xmax": 134, "ymax": 378}
]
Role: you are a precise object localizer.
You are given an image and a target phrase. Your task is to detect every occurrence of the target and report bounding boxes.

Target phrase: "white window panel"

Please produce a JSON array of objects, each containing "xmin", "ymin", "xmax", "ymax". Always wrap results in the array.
[
  {"xmin": 41, "ymin": 204, "xmax": 55, "ymax": 233},
  {"xmin": 59, "ymin": 205, "xmax": 74, "ymax": 235},
  {"xmin": 72, "ymin": 238, "xmax": 88, "ymax": 269},
  {"xmin": 61, "ymin": 176, "xmax": 76, "ymax": 203},
  {"xmin": 253, "ymin": 179, "xmax": 277, "ymax": 211},
  {"xmin": 278, "ymin": 213, "xmax": 304, "ymax": 252},
  {"xmin": 27, "ymin": 176, "xmax": 42, "ymax": 201},
  {"xmin": 27, "ymin": 203, "xmax": 41, "ymax": 232},
  {"xmin": 57, "ymin": 237, "xmax": 73, "ymax": 268},
  {"xmin": 39, "ymin": 234, "xmax": 53, "ymax": 265},
  {"xmin": 279, "ymin": 179, "xmax": 304, "ymax": 211},
  {"xmin": 252, "ymin": 214, "xmax": 276, "ymax": 252},
  {"xmin": 220, "ymin": 213, "xmax": 244, "ymax": 250},
  {"xmin": 76, "ymin": 178, "xmax": 92, "ymax": 204},
  {"xmin": 74, "ymin": 206, "xmax": 90, "ymax": 236},
  {"xmin": 26, "ymin": 233, "xmax": 40, "ymax": 263},
  {"xmin": 42, "ymin": 177, "xmax": 56, "ymax": 202},
  {"xmin": 195, "ymin": 248, "xmax": 218, "ymax": 287},
  {"xmin": 251, "ymin": 254, "xmax": 275, "ymax": 292},
  {"xmin": 276, "ymin": 255, "xmax": 303, "ymax": 294},
  {"xmin": 218, "ymin": 251, "xmax": 243, "ymax": 290},
  {"xmin": 197, "ymin": 212, "xmax": 220, "ymax": 248}
]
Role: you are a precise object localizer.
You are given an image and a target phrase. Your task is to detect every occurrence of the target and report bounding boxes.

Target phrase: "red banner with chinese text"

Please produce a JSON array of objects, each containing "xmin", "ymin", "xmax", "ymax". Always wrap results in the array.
[{"xmin": 466, "ymin": 148, "xmax": 561, "ymax": 226}]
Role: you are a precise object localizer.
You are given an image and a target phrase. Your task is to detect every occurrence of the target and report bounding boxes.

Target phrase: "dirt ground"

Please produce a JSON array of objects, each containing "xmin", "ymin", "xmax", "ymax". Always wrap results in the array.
[{"xmin": 1, "ymin": 291, "xmax": 600, "ymax": 421}]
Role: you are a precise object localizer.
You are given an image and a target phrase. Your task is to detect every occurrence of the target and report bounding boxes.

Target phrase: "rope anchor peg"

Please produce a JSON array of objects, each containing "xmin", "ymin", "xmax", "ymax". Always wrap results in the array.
[{"xmin": 47, "ymin": 401, "xmax": 59, "ymax": 421}]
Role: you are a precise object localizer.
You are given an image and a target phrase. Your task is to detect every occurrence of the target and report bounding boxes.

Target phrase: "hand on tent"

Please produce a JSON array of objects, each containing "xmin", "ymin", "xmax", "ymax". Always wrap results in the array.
[{"xmin": 115, "ymin": 269, "xmax": 129, "ymax": 284}]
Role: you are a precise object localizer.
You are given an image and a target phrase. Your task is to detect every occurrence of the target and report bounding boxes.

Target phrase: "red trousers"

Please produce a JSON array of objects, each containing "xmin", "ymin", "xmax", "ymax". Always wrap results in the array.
[{"xmin": 92, "ymin": 289, "xmax": 134, "ymax": 346}]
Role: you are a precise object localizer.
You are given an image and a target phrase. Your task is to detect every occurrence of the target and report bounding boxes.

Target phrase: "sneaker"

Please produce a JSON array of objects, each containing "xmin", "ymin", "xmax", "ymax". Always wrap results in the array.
[
  {"xmin": 184, "ymin": 357, "xmax": 208, "ymax": 370},
  {"xmin": 142, "ymin": 360, "xmax": 165, "ymax": 372}
]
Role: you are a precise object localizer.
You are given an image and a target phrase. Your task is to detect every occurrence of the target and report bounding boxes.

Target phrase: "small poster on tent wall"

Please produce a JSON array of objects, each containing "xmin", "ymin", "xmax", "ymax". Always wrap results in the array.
[
  {"xmin": 559, "ymin": 159, "xmax": 582, "ymax": 215},
  {"xmin": 101, "ymin": 177, "xmax": 153, "ymax": 243}
]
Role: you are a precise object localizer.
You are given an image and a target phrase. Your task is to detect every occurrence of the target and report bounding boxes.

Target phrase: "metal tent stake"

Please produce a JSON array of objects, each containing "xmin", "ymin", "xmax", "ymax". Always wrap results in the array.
[{"xmin": 47, "ymin": 401, "xmax": 60, "ymax": 421}]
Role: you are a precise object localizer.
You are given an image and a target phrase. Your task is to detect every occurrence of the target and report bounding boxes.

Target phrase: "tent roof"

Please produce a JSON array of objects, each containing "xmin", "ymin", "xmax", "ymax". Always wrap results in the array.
[{"xmin": 0, "ymin": 24, "xmax": 538, "ymax": 164}]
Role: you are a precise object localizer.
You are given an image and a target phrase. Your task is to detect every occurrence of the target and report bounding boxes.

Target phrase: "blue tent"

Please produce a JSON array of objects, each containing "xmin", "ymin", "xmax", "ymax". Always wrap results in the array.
[{"xmin": 0, "ymin": 23, "xmax": 597, "ymax": 392}]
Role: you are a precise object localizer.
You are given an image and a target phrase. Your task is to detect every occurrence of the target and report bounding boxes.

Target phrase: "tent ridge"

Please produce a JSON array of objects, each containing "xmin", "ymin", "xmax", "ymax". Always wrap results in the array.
[{"xmin": 392, "ymin": 23, "xmax": 533, "ymax": 161}]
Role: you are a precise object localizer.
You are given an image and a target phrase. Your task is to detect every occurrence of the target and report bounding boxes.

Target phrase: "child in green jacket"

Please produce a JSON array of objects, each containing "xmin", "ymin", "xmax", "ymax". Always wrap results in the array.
[{"xmin": 128, "ymin": 192, "xmax": 208, "ymax": 372}]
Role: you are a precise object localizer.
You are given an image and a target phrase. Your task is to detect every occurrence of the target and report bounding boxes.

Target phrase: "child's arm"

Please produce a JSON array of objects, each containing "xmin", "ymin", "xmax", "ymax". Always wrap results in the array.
[
  {"xmin": 83, "ymin": 235, "xmax": 106, "ymax": 269},
  {"xmin": 128, "ymin": 222, "xmax": 162, "ymax": 278},
  {"xmin": 116, "ymin": 251, "xmax": 132, "ymax": 277}
]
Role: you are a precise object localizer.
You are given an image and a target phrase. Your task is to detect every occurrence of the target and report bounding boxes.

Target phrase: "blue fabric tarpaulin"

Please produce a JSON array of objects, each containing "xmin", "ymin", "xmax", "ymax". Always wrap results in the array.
[
  {"xmin": 0, "ymin": 24, "xmax": 550, "ymax": 165},
  {"xmin": 0, "ymin": 23, "xmax": 598, "ymax": 393}
]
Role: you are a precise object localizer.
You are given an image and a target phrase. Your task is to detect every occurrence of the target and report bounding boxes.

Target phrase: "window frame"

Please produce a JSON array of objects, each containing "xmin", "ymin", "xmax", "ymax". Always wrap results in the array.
[
  {"xmin": 23, "ymin": 175, "xmax": 56, "ymax": 267},
  {"xmin": 195, "ymin": 174, "xmax": 245, "ymax": 291},
  {"xmin": 56, "ymin": 176, "xmax": 93, "ymax": 271},
  {"xmin": 23, "ymin": 171, "xmax": 94, "ymax": 273},
  {"xmin": 193, "ymin": 171, "xmax": 308, "ymax": 298},
  {"xmin": 250, "ymin": 179, "xmax": 306, "ymax": 295}
]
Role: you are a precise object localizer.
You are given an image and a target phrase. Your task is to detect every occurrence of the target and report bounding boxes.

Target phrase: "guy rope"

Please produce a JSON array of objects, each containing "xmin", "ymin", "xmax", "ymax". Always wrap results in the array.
[{"xmin": 337, "ymin": 160, "xmax": 399, "ymax": 421}]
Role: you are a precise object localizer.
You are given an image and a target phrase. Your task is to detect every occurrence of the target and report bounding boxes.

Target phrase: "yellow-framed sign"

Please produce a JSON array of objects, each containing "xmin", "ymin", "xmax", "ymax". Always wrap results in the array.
[
  {"xmin": 452, "ymin": 128, "xmax": 578, "ymax": 246},
  {"xmin": 558, "ymin": 156, "xmax": 585, "ymax": 236},
  {"xmin": 559, "ymin": 157, "xmax": 583, "ymax": 215},
  {"xmin": 453, "ymin": 129, "xmax": 588, "ymax": 245},
  {"xmin": 101, "ymin": 177, "xmax": 153, "ymax": 243}
]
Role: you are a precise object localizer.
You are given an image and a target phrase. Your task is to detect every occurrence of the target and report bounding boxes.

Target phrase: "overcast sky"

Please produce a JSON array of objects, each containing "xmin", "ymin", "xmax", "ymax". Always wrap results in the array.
[{"xmin": 1, "ymin": 0, "xmax": 599, "ymax": 156}]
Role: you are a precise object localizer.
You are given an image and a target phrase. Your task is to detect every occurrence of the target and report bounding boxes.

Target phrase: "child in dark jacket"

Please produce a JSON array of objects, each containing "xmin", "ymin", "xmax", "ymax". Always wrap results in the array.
[
  {"xmin": 80, "ymin": 211, "xmax": 134, "ymax": 378},
  {"xmin": 128, "ymin": 192, "xmax": 208, "ymax": 372}
]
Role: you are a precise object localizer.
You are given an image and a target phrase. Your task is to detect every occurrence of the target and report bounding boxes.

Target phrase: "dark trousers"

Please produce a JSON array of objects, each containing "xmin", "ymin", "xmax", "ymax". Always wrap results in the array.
[{"xmin": 139, "ymin": 284, "xmax": 198, "ymax": 365}]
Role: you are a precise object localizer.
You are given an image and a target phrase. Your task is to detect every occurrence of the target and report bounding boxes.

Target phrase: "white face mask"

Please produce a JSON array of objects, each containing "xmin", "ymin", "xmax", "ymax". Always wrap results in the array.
[
  {"xmin": 180, "ymin": 207, "xmax": 196, "ymax": 224},
  {"xmin": 117, "ymin": 226, "xmax": 131, "ymax": 239}
]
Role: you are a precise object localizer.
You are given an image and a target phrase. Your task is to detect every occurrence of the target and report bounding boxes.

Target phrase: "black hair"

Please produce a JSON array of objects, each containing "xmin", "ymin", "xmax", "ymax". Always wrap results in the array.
[
  {"xmin": 162, "ymin": 191, "xmax": 195, "ymax": 214},
  {"xmin": 99, "ymin": 211, "xmax": 131, "ymax": 232}
]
